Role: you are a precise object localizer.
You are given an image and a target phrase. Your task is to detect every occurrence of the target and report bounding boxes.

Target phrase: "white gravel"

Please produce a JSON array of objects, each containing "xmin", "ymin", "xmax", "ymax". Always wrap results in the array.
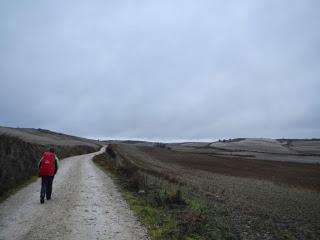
[{"xmin": 0, "ymin": 147, "xmax": 149, "ymax": 240}]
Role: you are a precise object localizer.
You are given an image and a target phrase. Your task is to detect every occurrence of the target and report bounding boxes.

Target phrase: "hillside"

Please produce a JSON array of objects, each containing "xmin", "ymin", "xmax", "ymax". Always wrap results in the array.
[
  {"xmin": 0, "ymin": 126, "xmax": 102, "ymax": 197},
  {"xmin": 0, "ymin": 126, "xmax": 100, "ymax": 147},
  {"xmin": 168, "ymin": 138, "xmax": 320, "ymax": 164},
  {"xmin": 98, "ymin": 141, "xmax": 320, "ymax": 239}
]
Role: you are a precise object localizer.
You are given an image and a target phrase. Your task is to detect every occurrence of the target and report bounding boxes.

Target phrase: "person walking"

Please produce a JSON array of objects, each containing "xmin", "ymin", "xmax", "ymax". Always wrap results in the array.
[{"xmin": 38, "ymin": 148, "xmax": 60, "ymax": 204}]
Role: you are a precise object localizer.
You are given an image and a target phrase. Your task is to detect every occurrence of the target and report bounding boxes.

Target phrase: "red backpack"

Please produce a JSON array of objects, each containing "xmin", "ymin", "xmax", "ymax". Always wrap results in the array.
[{"xmin": 38, "ymin": 151, "xmax": 55, "ymax": 177}]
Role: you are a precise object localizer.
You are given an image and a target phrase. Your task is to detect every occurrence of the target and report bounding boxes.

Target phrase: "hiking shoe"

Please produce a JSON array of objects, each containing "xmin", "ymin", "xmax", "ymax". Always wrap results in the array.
[{"xmin": 40, "ymin": 197, "xmax": 44, "ymax": 204}]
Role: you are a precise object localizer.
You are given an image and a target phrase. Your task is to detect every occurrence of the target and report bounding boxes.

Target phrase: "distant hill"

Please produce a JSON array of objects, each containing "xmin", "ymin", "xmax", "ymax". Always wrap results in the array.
[
  {"xmin": 0, "ymin": 126, "xmax": 100, "ymax": 148},
  {"xmin": 209, "ymin": 138, "xmax": 320, "ymax": 156}
]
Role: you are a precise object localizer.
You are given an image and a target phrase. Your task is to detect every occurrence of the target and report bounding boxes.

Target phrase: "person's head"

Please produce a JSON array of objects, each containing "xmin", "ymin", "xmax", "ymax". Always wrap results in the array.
[{"xmin": 49, "ymin": 148, "xmax": 55, "ymax": 153}]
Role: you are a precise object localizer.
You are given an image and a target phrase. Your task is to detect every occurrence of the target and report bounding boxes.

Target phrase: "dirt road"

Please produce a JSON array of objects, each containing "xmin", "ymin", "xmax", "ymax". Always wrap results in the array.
[{"xmin": 0, "ymin": 147, "xmax": 148, "ymax": 240}]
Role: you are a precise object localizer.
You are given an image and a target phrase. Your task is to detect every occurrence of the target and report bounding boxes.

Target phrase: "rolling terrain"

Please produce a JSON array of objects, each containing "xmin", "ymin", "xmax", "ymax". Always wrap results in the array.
[
  {"xmin": 1, "ymin": 130, "xmax": 319, "ymax": 239},
  {"xmin": 102, "ymin": 138, "xmax": 320, "ymax": 239},
  {"xmin": 0, "ymin": 126, "xmax": 101, "ymax": 197},
  {"xmin": 171, "ymin": 138, "xmax": 320, "ymax": 163},
  {"xmin": 0, "ymin": 126, "xmax": 100, "ymax": 147}
]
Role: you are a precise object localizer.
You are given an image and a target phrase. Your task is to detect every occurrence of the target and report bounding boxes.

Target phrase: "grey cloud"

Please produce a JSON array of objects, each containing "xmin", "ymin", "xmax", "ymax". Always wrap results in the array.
[{"xmin": 0, "ymin": 0, "xmax": 319, "ymax": 140}]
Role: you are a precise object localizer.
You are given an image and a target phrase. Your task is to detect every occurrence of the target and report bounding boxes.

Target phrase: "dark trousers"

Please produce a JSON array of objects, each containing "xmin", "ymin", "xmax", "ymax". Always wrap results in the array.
[{"xmin": 41, "ymin": 176, "xmax": 54, "ymax": 199}]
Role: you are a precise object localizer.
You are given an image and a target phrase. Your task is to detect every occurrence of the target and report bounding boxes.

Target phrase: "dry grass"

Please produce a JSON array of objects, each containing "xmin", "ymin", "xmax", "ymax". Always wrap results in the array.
[
  {"xmin": 0, "ymin": 127, "xmax": 101, "ymax": 198},
  {"xmin": 0, "ymin": 126, "xmax": 100, "ymax": 148},
  {"xmin": 108, "ymin": 143, "xmax": 320, "ymax": 239}
]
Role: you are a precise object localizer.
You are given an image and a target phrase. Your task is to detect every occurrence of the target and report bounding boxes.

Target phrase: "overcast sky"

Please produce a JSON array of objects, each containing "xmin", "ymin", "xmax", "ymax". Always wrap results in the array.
[{"xmin": 0, "ymin": 0, "xmax": 319, "ymax": 141}]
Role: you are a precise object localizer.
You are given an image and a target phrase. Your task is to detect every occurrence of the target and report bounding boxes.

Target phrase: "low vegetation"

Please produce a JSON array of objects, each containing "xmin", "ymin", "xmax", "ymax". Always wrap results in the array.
[
  {"xmin": 0, "ymin": 134, "xmax": 100, "ymax": 198},
  {"xmin": 93, "ymin": 148, "xmax": 238, "ymax": 239},
  {"xmin": 94, "ymin": 144, "xmax": 320, "ymax": 240}
]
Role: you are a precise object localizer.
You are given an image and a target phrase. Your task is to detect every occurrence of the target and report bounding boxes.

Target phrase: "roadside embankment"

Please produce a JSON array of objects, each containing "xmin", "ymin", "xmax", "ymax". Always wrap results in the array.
[
  {"xmin": 93, "ymin": 144, "xmax": 238, "ymax": 239},
  {"xmin": 0, "ymin": 128, "xmax": 101, "ymax": 199},
  {"xmin": 94, "ymin": 143, "xmax": 320, "ymax": 240},
  {"xmin": 0, "ymin": 147, "xmax": 148, "ymax": 240}
]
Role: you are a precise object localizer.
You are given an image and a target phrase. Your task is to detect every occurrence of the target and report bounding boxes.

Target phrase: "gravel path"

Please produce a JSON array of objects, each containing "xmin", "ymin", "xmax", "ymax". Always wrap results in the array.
[{"xmin": 0, "ymin": 147, "xmax": 149, "ymax": 240}]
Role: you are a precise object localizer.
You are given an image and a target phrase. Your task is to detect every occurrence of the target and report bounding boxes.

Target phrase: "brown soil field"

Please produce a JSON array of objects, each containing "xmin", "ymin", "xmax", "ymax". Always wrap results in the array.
[
  {"xmin": 138, "ymin": 146, "xmax": 320, "ymax": 191},
  {"xmin": 111, "ymin": 143, "xmax": 320, "ymax": 239}
]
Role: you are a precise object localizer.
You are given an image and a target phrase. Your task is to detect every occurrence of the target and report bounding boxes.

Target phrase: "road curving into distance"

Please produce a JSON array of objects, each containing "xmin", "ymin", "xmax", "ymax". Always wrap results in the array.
[{"xmin": 0, "ymin": 146, "xmax": 148, "ymax": 240}]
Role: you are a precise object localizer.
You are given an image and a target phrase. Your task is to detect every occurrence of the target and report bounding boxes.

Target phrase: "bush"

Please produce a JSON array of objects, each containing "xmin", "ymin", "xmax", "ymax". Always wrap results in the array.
[{"xmin": 106, "ymin": 145, "xmax": 116, "ymax": 158}]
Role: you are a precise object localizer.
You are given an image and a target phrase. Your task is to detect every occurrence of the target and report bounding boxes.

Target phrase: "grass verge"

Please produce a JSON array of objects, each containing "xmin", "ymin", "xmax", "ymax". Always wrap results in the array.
[
  {"xmin": 0, "ymin": 133, "xmax": 100, "ymax": 199},
  {"xmin": 93, "ymin": 144, "xmax": 320, "ymax": 240},
  {"xmin": 93, "ymin": 150, "xmax": 238, "ymax": 240},
  {"xmin": 0, "ymin": 175, "xmax": 38, "ymax": 203}
]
